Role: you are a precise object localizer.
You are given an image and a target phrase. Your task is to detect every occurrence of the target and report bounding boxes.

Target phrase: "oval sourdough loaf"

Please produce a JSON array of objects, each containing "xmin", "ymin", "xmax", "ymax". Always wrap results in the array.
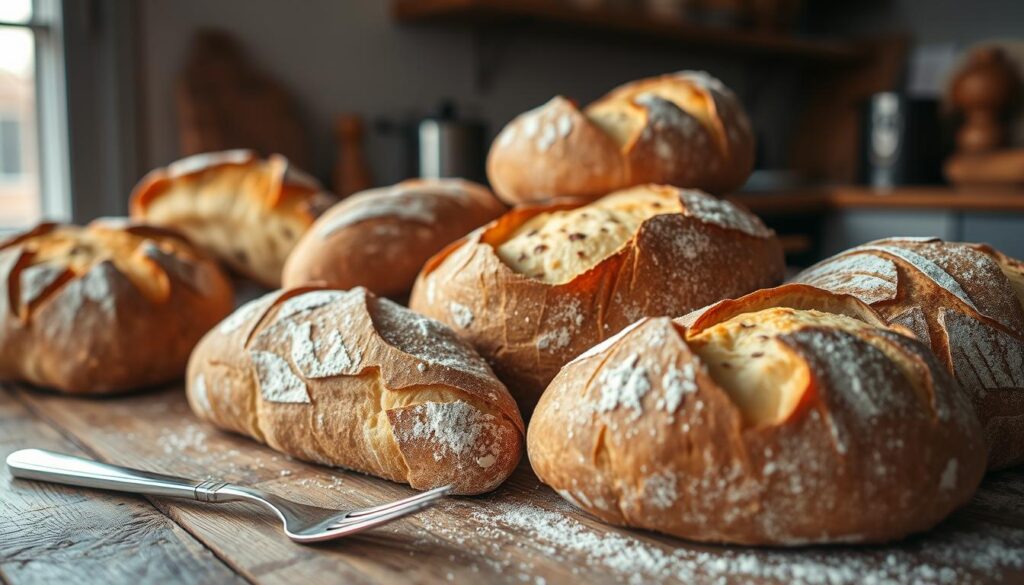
[
  {"xmin": 0, "ymin": 221, "xmax": 234, "ymax": 393},
  {"xmin": 130, "ymin": 149, "xmax": 337, "ymax": 287},
  {"xmin": 187, "ymin": 286, "xmax": 524, "ymax": 495},
  {"xmin": 528, "ymin": 285, "xmax": 985, "ymax": 545},
  {"xmin": 283, "ymin": 179, "xmax": 506, "ymax": 297},
  {"xmin": 409, "ymin": 185, "xmax": 784, "ymax": 412},
  {"xmin": 794, "ymin": 237, "xmax": 1024, "ymax": 470},
  {"xmin": 487, "ymin": 71, "xmax": 754, "ymax": 204}
]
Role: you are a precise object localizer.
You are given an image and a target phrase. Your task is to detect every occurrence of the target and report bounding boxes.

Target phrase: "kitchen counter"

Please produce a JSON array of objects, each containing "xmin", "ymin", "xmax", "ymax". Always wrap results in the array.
[{"xmin": 2, "ymin": 383, "xmax": 1023, "ymax": 584}]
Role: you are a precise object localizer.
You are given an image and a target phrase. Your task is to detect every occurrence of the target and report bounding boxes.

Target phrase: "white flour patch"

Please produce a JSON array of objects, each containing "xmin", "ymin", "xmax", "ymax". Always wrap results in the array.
[
  {"xmin": 657, "ymin": 363, "xmax": 697, "ymax": 413},
  {"xmin": 796, "ymin": 253, "xmax": 898, "ymax": 305},
  {"xmin": 449, "ymin": 301, "xmax": 474, "ymax": 329},
  {"xmin": 250, "ymin": 350, "xmax": 310, "ymax": 403},
  {"xmin": 940, "ymin": 459, "xmax": 958, "ymax": 491},
  {"xmin": 860, "ymin": 244, "xmax": 978, "ymax": 311},
  {"xmin": 192, "ymin": 373, "xmax": 212, "ymax": 414},
  {"xmin": 940, "ymin": 308, "xmax": 1024, "ymax": 390},
  {"xmin": 398, "ymin": 400, "xmax": 495, "ymax": 461},
  {"xmin": 219, "ymin": 291, "xmax": 281, "ymax": 335},
  {"xmin": 596, "ymin": 353, "xmax": 651, "ymax": 419},
  {"xmin": 288, "ymin": 321, "xmax": 360, "ymax": 379},
  {"xmin": 678, "ymin": 190, "xmax": 772, "ymax": 238}
]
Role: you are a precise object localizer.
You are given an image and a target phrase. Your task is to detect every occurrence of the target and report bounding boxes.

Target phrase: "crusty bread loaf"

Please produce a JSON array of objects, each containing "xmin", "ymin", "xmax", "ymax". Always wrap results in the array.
[
  {"xmin": 130, "ymin": 149, "xmax": 337, "ymax": 287},
  {"xmin": 528, "ymin": 284, "xmax": 985, "ymax": 545},
  {"xmin": 487, "ymin": 71, "xmax": 754, "ymax": 205},
  {"xmin": 0, "ymin": 221, "xmax": 233, "ymax": 393},
  {"xmin": 186, "ymin": 286, "xmax": 524, "ymax": 495},
  {"xmin": 282, "ymin": 179, "xmax": 506, "ymax": 298},
  {"xmin": 794, "ymin": 237, "xmax": 1024, "ymax": 470},
  {"xmin": 408, "ymin": 185, "xmax": 784, "ymax": 412}
]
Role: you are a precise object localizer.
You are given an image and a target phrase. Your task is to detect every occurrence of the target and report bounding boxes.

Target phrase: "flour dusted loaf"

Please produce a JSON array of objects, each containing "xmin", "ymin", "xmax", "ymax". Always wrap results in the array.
[
  {"xmin": 283, "ymin": 179, "xmax": 505, "ymax": 297},
  {"xmin": 528, "ymin": 284, "xmax": 985, "ymax": 545},
  {"xmin": 130, "ymin": 149, "xmax": 337, "ymax": 287},
  {"xmin": 487, "ymin": 71, "xmax": 754, "ymax": 204},
  {"xmin": 187, "ymin": 286, "xmax": 524, "ymax": 494},
  {"xmin": 408, "ymin": 185, "xmax": 784, "ymax": 411},
  {"xmin": 0, "ymin": 221, "xmax": 233, "ymax": 393},
  {"xmin": 794, "ymin": 237, "xmax": 1024, "ymax": 469}
]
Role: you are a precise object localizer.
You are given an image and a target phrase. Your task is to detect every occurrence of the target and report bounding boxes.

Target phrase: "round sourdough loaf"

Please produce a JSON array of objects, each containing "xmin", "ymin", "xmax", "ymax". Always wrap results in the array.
[
  {"xmin": 794, "ymin": 237, "xmax": 1024, "ymax": 470},
  {"xmin": 528, "ymin": 285, "xmax": 985, "ymax": 545},
  {"xmin": 283, "ymin": 179, "xmax": 506, "ymax": 298},
  {"xmin": 0, "ymin": 221, "xmax": 233, "ymax": 393},
  {"xmin": 487, "ymin": 71, "xmax": 754, "ymax": 204},
  {"xmin": 408, "ymin": 185, "xmax": 784, "ymax": 412},
  {"xmin": 186, "ymin": 286, "xmax": 524, "ymax": 495},
  {"xmin": 130, "ymin": 149, "xmax": 337, "ymax": 287}
]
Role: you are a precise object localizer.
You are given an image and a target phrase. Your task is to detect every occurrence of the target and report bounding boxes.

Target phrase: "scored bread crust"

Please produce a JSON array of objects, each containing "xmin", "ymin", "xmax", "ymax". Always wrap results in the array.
[
  {"xmin": 528, "ymin": 285, "xmax": 985, "ymax": 545},
  {"xmin": 408, "ymin": 186, "xmax": 784, "ymax": 412},
  {"xmin": 130, "ymin": 149, "xmax": 337, "ymax": 287},
  {"xmin": 487, "ymin": 71, "xmax": 754, "ymax": 204},
  {"xmin": 186, "ymin": 286, "xmax": 524, "ymax": 495},
  {"xmin": 283, "ymin": 179, "xmax": 506, "ymax": 298},
  {"xmin": 0, "ymin": 221, "xmax": 234, "ymax": 394},
  {"xmin": 794, "ymin": 237, "xmax": 1024, "ymax": 470}
]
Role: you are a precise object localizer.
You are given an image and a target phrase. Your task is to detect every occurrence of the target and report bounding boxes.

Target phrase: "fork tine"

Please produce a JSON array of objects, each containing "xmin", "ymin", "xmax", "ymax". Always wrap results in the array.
[
  {"xmin": 344, "ymin": 484, "xmax": 453, "ymax": 519},
  {"xmin": 317, "ymin": 494, "xmax": 447, "ymax": 539},
  {"xmin": 326, "ymin": 484, "xmax": 452, "ymax": 529}
]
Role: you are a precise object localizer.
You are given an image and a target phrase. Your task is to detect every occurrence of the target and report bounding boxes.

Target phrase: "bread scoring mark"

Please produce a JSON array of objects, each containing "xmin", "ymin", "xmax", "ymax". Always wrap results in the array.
[
  {"xmin": 276, "ymin": 289, "xmax": 347, "ymax": 321},
  {"xmin": 373, "ymin": 295, "xmax": 494, "ymax": 379},
  {"xmin": 572, "ymin": 318, "xmax": 647, "ymax": 364},
  {"xmin": 19, "ymin": 263, "xmax": 66, "ymax": 308},
  {"xmin": 250, "ymin": 349, "xmax": 310, "ymax": 403},
  {"xmin": 192, "ymin": 373, "xmax": 212, "ymax": 414},
  {"xmin": 678, "ymin": 190, "xmax": 772, "ymax": 238},
  {"xmin": 557, "ymin": 113, "xmax": 573, "ymax": 138},
  {"xmin": 596, "ymin": 353, "xmax": 651, "ymax": 420},
  {"xmin": 939, "ymin": 307, "xmax": 1024, "ymax": 390},
  {"xmin": 890, "ymin": 306, "xmax": 929, "ymax": 342},
  {"xmin": 796, "ymin": 253, "xmax": 898, "ymax": 305},
  {"xmin": 219, "ymin": 292, "xmax": 279, "ymax": 335},
  {"xmin": 859, "ymin": 244, "xmax": 978, "ymax": 311},
  {"xmin": 140, "ymin": 241, "xmax": 210, "ymax": 296},
  {"xmin": 449, "ymin": 301, "xmax": 474, "ymax": 329},
  {"xmin": 287, "ymin": 320, "xmax": 360, "ymax": 379}
]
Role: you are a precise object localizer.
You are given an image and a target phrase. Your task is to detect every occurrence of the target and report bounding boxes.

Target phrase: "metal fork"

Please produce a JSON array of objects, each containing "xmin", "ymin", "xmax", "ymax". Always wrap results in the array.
[{"xmin": 6, "ymin": 448, "xmax": 451, "ymax": 543}]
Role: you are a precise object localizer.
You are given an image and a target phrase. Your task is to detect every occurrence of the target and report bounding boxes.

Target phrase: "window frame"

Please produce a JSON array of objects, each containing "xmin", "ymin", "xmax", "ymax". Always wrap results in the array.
[{"xmin": 0, "ymin": 0, "xmax": 72, "ymax": 225}]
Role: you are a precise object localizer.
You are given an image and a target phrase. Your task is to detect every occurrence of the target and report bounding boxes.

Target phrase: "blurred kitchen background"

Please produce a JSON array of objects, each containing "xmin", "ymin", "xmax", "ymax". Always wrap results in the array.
[{"xmin": 1, "ymin": 0, "xmax": 1022, "ymax": 263}]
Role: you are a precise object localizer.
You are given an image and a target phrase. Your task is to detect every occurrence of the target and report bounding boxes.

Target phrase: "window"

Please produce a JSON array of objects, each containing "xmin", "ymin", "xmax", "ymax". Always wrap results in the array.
[{"xmin": 0, "ymin": 0, "xmax": 69, "ymax": 230}]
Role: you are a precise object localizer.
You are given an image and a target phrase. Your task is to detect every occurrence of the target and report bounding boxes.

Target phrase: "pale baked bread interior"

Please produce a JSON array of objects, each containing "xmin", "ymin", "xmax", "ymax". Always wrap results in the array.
[
  {"xmin": 997, "ymin": 255, "xmax": 1024, "ymax": 314},
  {"xmin": 586, "ymin": 81, "xmax": 714, "ymax": 148},
  {"xmin": 495, "ymin": 187, "xmax": 682, "ymax": 283},
  {"xmin": 686, "ymin": 308, "xmax": 922, "ymax": 427}
]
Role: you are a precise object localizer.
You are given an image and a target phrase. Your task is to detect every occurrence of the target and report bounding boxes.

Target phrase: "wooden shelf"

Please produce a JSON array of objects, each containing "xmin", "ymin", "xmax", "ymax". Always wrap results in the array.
[
  {"xmin": 730, "ymin": 186, "xmax": 1024, "ymax": 215},
  {"xmin": 392, "ymin": 0, "xmax": 866, "ymax": 63}
]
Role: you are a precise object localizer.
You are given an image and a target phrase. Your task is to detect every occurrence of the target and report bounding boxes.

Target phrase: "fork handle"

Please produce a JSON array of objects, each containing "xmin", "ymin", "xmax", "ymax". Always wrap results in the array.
[{"xmin": 6, "ymin": 448, "xmax": 228, "ymax": 502}]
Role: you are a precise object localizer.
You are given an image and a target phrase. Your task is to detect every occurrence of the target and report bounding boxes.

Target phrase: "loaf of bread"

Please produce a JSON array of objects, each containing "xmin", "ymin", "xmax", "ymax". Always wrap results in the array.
[
  {"xmin": 487, "ymin": 71, "xmax": 754, "ymax": 205},
  {"xmin": 528, "ymin": 284, "xmax": 985, "ymax": 545},
  {"xmin": 283, "ymin": 179, "xmax": 506, "ymax": 298},
  {"xmin": 794, "ymin": 237, "xmax": 1024, "ymax": 469},
  {"xmin": 0, "ymin": 221, "xmax": 233, "ymax": 393},
  {"xmin": 130, "ymin": 149, "xmax": 337, "ymax": 287},
  {"xmin": 408, "ymin": 185, "xmax": 784, "ymax": 412},
  {"xmin": 186, "ymin": 286, "xmax": 524, "ymax": 495}
]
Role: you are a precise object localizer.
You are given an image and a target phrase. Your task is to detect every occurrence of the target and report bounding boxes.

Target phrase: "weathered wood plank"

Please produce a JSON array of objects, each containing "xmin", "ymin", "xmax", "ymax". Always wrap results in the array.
[
  {"xmin": 0, "ymin": 387, "xmax": 244, "ymax": 585},
  {"xmin": 13, "ymin": 383, "xmax": 1024, "ymax": 585}
]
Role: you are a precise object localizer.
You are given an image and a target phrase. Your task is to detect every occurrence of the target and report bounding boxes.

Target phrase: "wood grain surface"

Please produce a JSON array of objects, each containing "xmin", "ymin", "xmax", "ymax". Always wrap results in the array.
[{"xmin": 3, "ymin": 382, "xmax": 1024, "ymax": 585}]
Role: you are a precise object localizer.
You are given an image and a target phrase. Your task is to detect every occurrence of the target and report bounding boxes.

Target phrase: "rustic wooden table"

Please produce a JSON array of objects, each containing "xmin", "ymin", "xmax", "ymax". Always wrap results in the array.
[{"xmin": 2, "ymin": 383, "xmax": 1023, "ymax": 585}]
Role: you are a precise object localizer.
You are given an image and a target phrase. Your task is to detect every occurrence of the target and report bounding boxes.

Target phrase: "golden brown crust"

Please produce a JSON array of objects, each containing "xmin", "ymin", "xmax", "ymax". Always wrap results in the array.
[
  {"xmin": 487, "ymin": 71, "xmax": 755, "ymax": 204},
  {"xmin": 186, "ymin": 286, "xmax": 524, "ymax": 495},
  {"xmin": 794, "ymin": 237, "xmax": 1024, "ymax": 469},
  {"xmin": 282, "ymin": 179, "xmax": 506, "ymax": 297},
  {"xmin": 130, "ymin": 149, "xmax": 337, "ymax": 287},
  {"xmin": 408, "ymin": 186, "xmax": 784, "ymax": 412},
  {"xmin": 0, "ymin": 221, "xmax": 234, "ymax": 394},
  {"xmin": 528, "ymin": 287, "xmax": 985, "ymax": 545}
]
